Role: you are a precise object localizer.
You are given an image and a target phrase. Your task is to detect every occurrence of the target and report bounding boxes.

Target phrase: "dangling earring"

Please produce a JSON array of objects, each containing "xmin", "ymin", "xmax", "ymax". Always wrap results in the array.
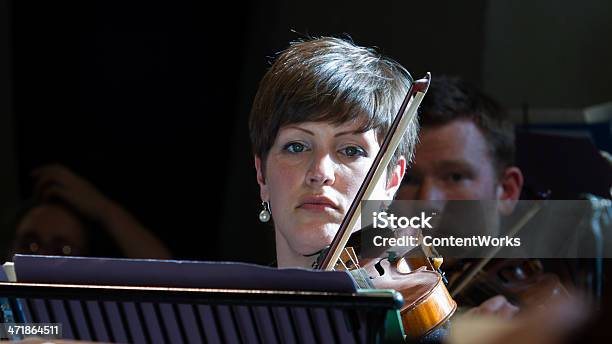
[{"xmin": 259, "ymin": 201, "xmax": 271, "ymax": 222}]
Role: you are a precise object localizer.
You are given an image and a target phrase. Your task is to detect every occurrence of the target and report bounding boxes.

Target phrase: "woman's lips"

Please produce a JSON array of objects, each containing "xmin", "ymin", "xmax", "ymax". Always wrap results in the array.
[
  {"xmin": 297, "ymin": 196, "xmax": 339, "ymax": 212},
  {"xmin": 299, "ymin": 203, "xmax": 336, "ymax": 211}
]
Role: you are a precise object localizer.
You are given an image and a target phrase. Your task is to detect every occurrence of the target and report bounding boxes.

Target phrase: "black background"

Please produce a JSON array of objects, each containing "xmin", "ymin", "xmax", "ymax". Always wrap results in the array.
[{"xmin": 6, "ymin": 1, "xmax": 611, "ymax": 263}]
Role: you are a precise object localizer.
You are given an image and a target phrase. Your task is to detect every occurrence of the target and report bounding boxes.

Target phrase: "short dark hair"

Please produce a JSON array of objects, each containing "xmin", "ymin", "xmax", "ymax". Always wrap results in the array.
[
  {"xmin": 418, "ymin": 76, "xmax": 515, "ymax": 175},
  {"xmin": 249, "ymin": 36, "xmax": 418, "ymax": 179}
]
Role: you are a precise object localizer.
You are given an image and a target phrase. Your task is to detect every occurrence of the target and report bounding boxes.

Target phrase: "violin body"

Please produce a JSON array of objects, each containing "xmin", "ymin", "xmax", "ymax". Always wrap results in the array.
[
  {"xmin": 336, "ymin": 246, "xmax": 457, "ymax": 338},
  {"xmin": 368, "ymin": 265, "xmax": 456, "ymax": 337},
  {"xmin": 397, "ymin": 270, "xmax": 456, "ymax": 337},
  {"xmin": 448, "ymin": 258, "xmax": 568, "ymax": 308}
]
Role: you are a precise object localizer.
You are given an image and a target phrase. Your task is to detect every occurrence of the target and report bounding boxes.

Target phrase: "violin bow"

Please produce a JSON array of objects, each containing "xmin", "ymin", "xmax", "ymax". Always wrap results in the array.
[
  {"xmin": 316, "ymin": 73, "xmax": 431, "ymax": 271},
  {"xmin": 450, "ymin": 201, "xmax": 546, "ymax": 296}
]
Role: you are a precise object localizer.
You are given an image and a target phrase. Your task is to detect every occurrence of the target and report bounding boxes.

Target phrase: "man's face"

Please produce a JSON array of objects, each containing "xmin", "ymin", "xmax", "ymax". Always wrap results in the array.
[
  {"xmin": 396, "ymin": 119, "xmax": 523, "ymax": 240},
  {"xmin": 397, "ymin": 119, "xmax": 499, "ymax": 201}
]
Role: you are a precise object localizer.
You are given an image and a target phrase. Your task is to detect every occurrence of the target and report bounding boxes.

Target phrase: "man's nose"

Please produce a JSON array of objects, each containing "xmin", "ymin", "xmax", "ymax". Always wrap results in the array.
[
  {"xmin": 306, "ymin": 152, "xmax": 335, "ymax": 187},
  {"xmin": 416, "ymin": 179, "xmax": 446, "ymax": 201}
]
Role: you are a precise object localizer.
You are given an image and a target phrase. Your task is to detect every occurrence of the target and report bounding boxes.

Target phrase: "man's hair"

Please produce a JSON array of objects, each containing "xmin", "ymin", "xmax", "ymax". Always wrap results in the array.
[
  {"xmin": 249, "ymin": 36, "xmax": 418, "ymax": 179},
  {"xmin": 419, "ymin": 76, "xmax": 515, "ymax": 175}
]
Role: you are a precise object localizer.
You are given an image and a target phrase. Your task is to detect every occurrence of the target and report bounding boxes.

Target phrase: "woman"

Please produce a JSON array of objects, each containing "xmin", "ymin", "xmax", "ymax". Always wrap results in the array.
[
  {"xmin": 249, "ymin": 36, "xmax": 417, "ymax": 268},
  {"xmin": 248, "ymin": 36, "xmax": 526, "ymax": 324}
]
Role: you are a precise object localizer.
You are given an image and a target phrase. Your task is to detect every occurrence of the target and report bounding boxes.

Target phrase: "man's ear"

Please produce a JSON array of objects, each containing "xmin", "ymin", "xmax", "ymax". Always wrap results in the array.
[
  {"xmin": 385, "ymin": 156, "xmax": 407, "ymax": 199},
  {"xmin": 496, "ymin": 166, "xmax": 524, "ymax": 215},
  {"xmin": 254, "ymin": 156, "xmax": 269, "ymax": 201}
]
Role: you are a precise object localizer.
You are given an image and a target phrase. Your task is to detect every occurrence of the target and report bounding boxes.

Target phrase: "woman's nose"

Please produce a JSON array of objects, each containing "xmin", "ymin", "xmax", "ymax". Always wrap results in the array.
[{"xmin": 306, "ymin": 153, "xmax": 335, "ymax": 186}]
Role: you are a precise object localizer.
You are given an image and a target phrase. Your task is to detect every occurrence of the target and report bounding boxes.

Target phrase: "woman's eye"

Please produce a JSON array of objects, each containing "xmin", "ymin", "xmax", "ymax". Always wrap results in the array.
[
  {"xmin": 284, "ymin": 142, "xmax": 307, "ymax": 153},
  {"xmin": 340, "ymin": 146, "xmax": 367, "ymax": 157}
]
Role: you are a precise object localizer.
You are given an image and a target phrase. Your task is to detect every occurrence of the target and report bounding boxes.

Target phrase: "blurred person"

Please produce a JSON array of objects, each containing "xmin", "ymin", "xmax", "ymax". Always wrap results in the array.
[
  {"xmin": 394, "ymin": 76, "xmax": 608, "ymax": 330},
  {"xmin": 396, "ymin": 76, "xmax": 522, "ymax": 208},
  {"xmin": 11, "ymin": 201, "xmax": 94, "ymax": 257},
  {"xmin": 7, "ymin": 164, "xmax": 171, "ymax": 260}
]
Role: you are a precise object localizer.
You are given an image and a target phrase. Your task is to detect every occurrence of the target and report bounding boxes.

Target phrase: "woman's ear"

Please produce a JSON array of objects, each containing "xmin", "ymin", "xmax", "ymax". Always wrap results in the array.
[
  {"xmin": 496, "ymin": 166, "xmax": 524, "ymax": 215},
  {"xmin": 254, "ymin": 156, "xmax": 269, "ymax": 201},
  {"xmin": 385, "ymin": 156, "xmax": 407, "ymax": 199}
]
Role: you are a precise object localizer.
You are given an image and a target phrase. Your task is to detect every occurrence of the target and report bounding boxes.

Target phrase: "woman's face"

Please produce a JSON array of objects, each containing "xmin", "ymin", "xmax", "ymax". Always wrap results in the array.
[{"xmin": 255, "ymin": 121, "xmax": 405, "ymax": 267}]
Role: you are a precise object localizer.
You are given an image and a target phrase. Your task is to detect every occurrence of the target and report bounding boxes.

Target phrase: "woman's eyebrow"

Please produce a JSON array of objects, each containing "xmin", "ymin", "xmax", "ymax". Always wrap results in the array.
[
  {"xmin": 283, "ymin": 126, "xmax": 362, "ymax": 137},
  {"xmin": 285, "ymin": 126, "xmax": 314, "ymax": 135},
  {"xmin": 334, "ymin": 130, "xmax": 362, "ymax": 137}
]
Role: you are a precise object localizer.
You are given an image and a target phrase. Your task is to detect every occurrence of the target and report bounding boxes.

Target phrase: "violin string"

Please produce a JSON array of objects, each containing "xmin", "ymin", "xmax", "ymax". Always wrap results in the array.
[
  {"xmin": 452, "ymin": 203, "xmax": 545, "ymax": 297},
  {"xmin": 468, "ymin": 272, "xmax": 520, "ymax": 306},
  {"xmin": 338, "ymin": 258, "xmax": 348, "ymax": 271},
  {"xmin": 346, "ymin": 247, "xmax": 360, "ymax": 269}
]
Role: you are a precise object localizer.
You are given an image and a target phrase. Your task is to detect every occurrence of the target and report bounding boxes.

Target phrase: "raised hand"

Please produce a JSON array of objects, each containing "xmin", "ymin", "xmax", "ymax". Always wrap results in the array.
[{"xmin": 30, "ymin": 164, "xmax": 172, "ymax": 259}]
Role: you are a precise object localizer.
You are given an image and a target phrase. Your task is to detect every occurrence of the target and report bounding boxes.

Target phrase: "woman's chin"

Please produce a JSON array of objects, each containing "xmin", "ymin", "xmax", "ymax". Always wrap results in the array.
[
  {"xmin": 293, "ymin": 213, "xmax": 342, "ymax": 229},
  {"xmin": 292, "ymin": 230, "xmax": 336, "ymax": 255}
]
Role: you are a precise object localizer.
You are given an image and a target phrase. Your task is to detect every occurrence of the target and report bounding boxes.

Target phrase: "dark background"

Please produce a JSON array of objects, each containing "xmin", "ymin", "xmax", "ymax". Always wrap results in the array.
[{"xmin": 1, "ymin": 0, "xmax": 610, "ymax": 264}]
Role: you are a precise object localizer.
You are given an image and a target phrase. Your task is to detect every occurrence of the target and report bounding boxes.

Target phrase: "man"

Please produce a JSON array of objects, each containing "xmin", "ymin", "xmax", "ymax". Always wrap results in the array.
[
  {"xmin": 397, "ymin": 76, "xmax": 522, "ymax": 205},
  {"xmin": 397, "ymin": 76, "xmax": 524, "ymax": 318}
]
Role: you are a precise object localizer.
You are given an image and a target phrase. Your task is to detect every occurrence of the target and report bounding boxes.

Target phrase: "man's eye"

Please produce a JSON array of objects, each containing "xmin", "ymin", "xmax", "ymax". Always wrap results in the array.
[
  {"xmin": 448, "ymin": 173, "xmax": 465, "ymax": 182},
  {"xmin": 284, "ymin": 142, "xmax": 307, "ymax": 153},
  {"xmin": 402, "ymin": 174, "xmax": 420, "ymax": 185},
  {"xmin": 340, "ymin": 146, "xmax": 366, "ymax": 157}
]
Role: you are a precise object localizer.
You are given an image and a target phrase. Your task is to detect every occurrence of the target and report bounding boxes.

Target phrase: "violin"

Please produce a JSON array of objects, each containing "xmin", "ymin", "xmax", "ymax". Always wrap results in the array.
[
  {"xmin": 445, "ymin": 201, "xmax": 569, "ymax": 309},
  {"xmin": 314, "ymin": 73, "xmax": 457, "ymax": 339},
  {"xmin": 335, "ymin": 239, "xmax": 457, "ymax": 338},
  {"xmin": 448, "ymin": 258, "xmax": 568, "ymax": 309}
]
